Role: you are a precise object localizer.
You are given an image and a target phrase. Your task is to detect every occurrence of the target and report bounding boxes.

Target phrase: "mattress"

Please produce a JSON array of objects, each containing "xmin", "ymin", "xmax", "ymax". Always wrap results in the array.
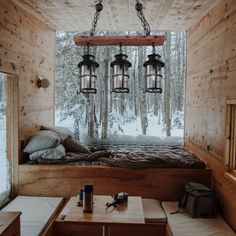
[{"xmin": 30, "ymin": 145, "xmax": 207, "ymax": 169}]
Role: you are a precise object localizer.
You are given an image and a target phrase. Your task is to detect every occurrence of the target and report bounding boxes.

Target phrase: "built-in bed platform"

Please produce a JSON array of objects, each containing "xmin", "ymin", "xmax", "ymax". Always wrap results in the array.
[
  {"xmin": 20, "ymin": 141, "xmax": 211, "ymax": 198},
  {"xmin": 18, "ymin": 164, "xmax": 211, "ymax": 199}
]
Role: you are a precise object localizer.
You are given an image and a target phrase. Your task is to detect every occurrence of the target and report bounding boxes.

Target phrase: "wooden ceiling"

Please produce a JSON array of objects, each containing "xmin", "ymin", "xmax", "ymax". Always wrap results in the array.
[{"xmin": 12, "ymin": 0, "xmax": 221, "ymax": 32}]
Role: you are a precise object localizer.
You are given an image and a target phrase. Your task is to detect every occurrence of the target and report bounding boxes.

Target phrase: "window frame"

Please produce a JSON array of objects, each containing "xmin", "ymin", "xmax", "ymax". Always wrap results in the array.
[
  {"xmin": 0, "ymin": 73, "xmax": 19, "ymax": 207},
  {"xmin": 225, "ymin": 99, "xmax": 236, "ymax": 178}
]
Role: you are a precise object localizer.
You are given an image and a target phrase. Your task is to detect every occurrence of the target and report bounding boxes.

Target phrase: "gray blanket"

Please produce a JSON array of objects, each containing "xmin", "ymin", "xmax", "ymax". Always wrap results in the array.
[{"xmin": 31, "ymin": 145, "xmax": 206, "ymax": 169}]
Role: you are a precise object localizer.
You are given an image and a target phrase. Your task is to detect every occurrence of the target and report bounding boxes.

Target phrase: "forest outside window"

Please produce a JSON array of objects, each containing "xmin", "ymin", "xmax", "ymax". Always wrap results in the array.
[
  {"xmin": 0, "ymin": 73, "xmax": 8, "ymax": 205},
  {"xmin": 55, "ymin": 31, "xmax": 186, "ymax": 145},
  {"xmin": 0, "ymin": 72, "xmax": 18, "ymax": 206},
  {"xmin": 225, "ymin": 101, "xmax": 236, "ymax": 177}
]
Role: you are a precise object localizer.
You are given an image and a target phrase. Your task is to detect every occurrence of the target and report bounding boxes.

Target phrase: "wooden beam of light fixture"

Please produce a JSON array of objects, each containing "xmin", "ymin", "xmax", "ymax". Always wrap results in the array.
[{"xmin": 74, "ymin": 35, "xmax": 165, "ymax": 47}]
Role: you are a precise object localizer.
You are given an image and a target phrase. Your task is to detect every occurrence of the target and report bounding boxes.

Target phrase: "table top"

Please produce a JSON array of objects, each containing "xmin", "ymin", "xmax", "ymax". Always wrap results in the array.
[
  {"xmin": 0, "ymin": 211, "xmax": 21, "ymax": 234},
  {"xmin": 64, "ymin": 195, "xmax": 145, "ymax": 225}
]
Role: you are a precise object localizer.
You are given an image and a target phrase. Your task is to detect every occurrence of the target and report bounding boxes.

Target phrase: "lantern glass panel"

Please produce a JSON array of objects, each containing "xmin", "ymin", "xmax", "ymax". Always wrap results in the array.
[
  {"xmin": 81, "ymin": 64, "xmax": 96, "ymax": 76},
  {"xmin": 156, "ymin": 75, "xmax": 162, "ymax": 88},
  {"xmin": 81, "ymin": 75, "xmax": 96, "ymax": 90},
  {"xmin": 146, "ymin": 75, "xmax": 156, "ymax": 89},
  {"xmin": 80, "ymin": 65, "xmax": 97, "ymax": 92},
  {"xmin": 124, "ymin": 65, "xmax": 129, "ymax": 75},
  {"xmin": 113, "ymin": 65, "xmax": 122, "ymax": 75},
  {"xmin": 113, "ymin": 75, "xmax": 128, "ymax": 88},
  {"xmin": 146, "ymin": 64, "xmax": 155, "ymax": 75}
]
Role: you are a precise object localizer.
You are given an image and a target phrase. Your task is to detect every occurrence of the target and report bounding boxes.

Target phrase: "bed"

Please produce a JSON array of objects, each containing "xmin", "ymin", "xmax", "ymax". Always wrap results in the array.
[
  {"xmin": 28, "ymin": 144, "xmax": 207, "ymax": 169},
  {"xmin": 19, "ymin": 128, "xmax": 210, "ymax": 199}
]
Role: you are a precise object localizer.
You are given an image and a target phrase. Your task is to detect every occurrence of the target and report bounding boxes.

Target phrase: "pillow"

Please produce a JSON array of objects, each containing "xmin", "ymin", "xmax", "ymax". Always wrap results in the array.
[
  {"xmin": 24, "ymin": 130, "xmax": 62, "ymax": 154},
  {"xmin": 41, "ymin": 126, "xmax": 74, "ymax": 140},
  {"xmin": 63, "ymin": 136, "xmax": 91, "ymax": 154},
  {"xmin": 29, "ymin": 144, "xmax": 65, "ymax": 160}
]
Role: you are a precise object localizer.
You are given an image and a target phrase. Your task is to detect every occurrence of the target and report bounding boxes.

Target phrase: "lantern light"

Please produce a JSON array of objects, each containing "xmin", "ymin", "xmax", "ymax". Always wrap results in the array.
[
  {"xmin": 77, "ymin": 1, "xmax": 165, "ymax": 95},
  {"xmin": 143, "ymin": 45, "xmax": 165, "ymax": 93},
  {"xmin": 78, "ymin": 45, "xmax": 99, "ymax": 94},
  {"xmin": 110, "ymin": 44, "xmax": 132, "ymax": 93}
]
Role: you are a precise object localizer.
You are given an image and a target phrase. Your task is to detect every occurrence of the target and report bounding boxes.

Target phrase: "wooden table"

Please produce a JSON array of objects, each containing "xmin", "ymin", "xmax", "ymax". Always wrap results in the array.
[
  {"xmin": 0, "ymin": 211, "xmax": 21, "ymax": 236},
  {"xmin": 62, "ymin": 195, "xmax": 145, "ymax": 236}
]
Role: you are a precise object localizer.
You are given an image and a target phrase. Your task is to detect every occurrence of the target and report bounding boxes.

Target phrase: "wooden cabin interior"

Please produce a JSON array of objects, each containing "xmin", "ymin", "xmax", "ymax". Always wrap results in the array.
[{"xmin": 0, "ymin": 0, "xmax": 236, "ymax": 235}]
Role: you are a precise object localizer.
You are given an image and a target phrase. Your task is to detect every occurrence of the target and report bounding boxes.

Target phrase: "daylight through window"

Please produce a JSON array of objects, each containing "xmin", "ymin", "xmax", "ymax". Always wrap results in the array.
[
  {"xmin": 0, "ymin": 73, "xmax": 10, "ymax": 205},
  {"xmin": 226, "ymin": 101, "xmax": 236, "ymax": 176},
  {"xmin": 55, "ymin": 32, "xmax": 186, "ymax": 145}
]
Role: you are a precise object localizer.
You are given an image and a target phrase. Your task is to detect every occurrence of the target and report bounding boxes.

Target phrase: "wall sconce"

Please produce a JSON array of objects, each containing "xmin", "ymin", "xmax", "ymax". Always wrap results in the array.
[{"xmin": 37, "ymin": 78, "xmax": 50, "ymax": 89}]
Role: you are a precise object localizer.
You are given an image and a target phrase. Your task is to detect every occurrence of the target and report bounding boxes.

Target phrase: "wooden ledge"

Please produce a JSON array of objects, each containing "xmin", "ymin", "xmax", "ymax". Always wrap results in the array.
[
  {"xmin": 18, "ymin": 164, "xmax": 211, "ymax": 199},
  {"xmin": 74, "ymin": 35, "xmax": 166, "ymax": 46}
]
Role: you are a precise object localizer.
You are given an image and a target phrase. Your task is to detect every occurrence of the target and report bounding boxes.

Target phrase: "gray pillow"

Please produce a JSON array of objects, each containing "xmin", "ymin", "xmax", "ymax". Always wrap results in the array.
[
  {"xmin": 24, "ymin": 130, "xmax": 62, "ymax": 154},
  {"xmin": 29, "ymin": 144, "xmax": 65, "ymax": 160},
  {"xmin": 63, "ymin": 136, "xmax": 91, "ymax": 154},
  {"xmin": 41, "ymin": 126, "xmax": 74, "ymax": 140}
]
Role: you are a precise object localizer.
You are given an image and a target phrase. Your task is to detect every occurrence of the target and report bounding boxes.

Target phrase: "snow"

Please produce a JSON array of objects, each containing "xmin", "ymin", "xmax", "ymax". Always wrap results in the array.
[
  {"xmin": 55, "ymin": 112, "xmax": 183, "ymax": 145},
  {"xmin": 0, "ymin": 117, "xmax": 9, "ymax": 204},
  {"xmin": 55, "ymin": 31, "xmax": 185, "ymax": 146},
  {"xmin": 0, "ymin": 73, "xmax": 10, "ymax": 204}
]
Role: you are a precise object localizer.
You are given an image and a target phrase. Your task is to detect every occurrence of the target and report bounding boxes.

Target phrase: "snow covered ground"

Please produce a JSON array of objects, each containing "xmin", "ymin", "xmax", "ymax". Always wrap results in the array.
[{"xmin": 55, "ymin": 112, "xmax": 183, "ymax": 145}]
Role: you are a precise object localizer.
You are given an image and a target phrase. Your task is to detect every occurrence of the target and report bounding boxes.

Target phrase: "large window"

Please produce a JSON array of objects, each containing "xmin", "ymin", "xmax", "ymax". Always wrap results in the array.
[
  {"xmin": 225, "ymin": 101, "xmax": 236, "ymax": 177},
  {"xmin": 0, "ymin": 73, "xmax": 10, "ymax": 205},
  {"xmin": 0, "ymin": 72, "xmax": 18, "ymax": 206},
  {"xmin": 55, "ymin": 32, "xmax": 186, "ymax": 145}
]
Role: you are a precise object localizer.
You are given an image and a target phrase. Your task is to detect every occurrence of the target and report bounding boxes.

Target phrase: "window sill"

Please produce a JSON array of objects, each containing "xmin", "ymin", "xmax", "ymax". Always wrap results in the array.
[{"xmin": 224, "ymin": 172, "xmax": 236, "ymax": 187}]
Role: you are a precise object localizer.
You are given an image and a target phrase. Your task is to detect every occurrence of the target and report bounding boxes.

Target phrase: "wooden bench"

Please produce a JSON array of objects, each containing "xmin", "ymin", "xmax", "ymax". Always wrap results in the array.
[
  {"xmin": 0, "ymin": 211, "xmax": 21, "ymax": 236},
  {"xmin": 162, "ymin": 202, "xmax": 236, "ymax": 236},
  {"xmin": 1, "ymin": 196, "xmax": 64, "ymax": 236}
]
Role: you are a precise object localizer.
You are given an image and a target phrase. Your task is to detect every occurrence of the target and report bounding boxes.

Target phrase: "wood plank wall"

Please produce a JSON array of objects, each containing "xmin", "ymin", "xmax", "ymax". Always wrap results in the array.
[
  {"xmin": 185, "ymin": 0, "xmax": 236, "ymax": 231},
  {"xmin": 0, "ymin": 0, "xmax": 55, "ymax": 163}
]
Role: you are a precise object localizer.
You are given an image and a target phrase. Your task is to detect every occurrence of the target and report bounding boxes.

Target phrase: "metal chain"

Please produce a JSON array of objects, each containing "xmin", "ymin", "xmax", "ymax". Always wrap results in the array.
[
  {"xmin": 135, "ymin": 1, "xmax": 150, "ymax": 36},
  {"xmin": 119, "ymin": 42, "xmax": 123, "ymax": 54},
  {"xmin": 90, "ymin": 0, "xmax": 103, "ymax": 36},
  {"xmin": 152, "ymin": 42, "xmax": 155, "ymax": 54}
]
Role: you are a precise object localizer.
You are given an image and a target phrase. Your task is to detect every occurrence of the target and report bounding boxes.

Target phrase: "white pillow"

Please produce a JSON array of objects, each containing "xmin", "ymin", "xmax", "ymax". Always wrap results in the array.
[
  {"xmin": 29, "ymin": 144, "xmax": 65, "ymax": 160},
  {"xmin": 24, "ymin": 130, "xmax": 62, "ymax": 154}
]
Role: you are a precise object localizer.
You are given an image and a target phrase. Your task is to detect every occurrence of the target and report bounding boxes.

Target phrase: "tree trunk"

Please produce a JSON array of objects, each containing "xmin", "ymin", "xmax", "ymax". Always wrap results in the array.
[
  {"xmin": 164, "ymin": 32, "xmax": 171, "ymax": 136},
  {"xmin": 138, "ymin": 46, "xmax": 148, "ymax": 135},
  {"xmin": 88, "ymin": 95, "xmax": 95, "ymax": 138},
  {"xmin": 101, "ymin": 47, "xmax": 110, "ymax": 140}
]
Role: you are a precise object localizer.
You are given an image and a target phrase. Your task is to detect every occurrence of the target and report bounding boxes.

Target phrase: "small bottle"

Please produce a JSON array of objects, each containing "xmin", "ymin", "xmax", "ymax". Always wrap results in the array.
[
  {"xmin": 77, "ymin": 189, "xmax": 83, "ymax": 207},
  {"xmin": 83, "ymin": 183, "xmax": 93, "ymax": 212},
  {"xmin": 79, "ymin": 189, "xmax": 83, "ymax": 203}
]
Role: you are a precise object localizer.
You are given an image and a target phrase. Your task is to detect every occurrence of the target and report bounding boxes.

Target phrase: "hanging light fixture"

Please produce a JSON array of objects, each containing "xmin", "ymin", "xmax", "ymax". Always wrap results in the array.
[
  {"xmin": 135, "ymin": 0, "xmax": 150, "ymax": 36},
  {"xmin": 76, "ymin": 0, "xmax": 165, "ymax": 94},
  {"xmin": 78, "ymin": 45, "xmax": 99, "ymax": 94},
  {"xmin": 110, "ymin": 43, "xmax": 132, "ymax": 93},
  {"xmin": 143, "ymin": 44, "xmax": 165, "ymax": 93},
  {"xmin": 135, "ymin": 0, "xmax": 165, "ymax": 93},
  {"xmin": 78, "ymin": 1, "xmax": 103, "ymax": 94}
]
